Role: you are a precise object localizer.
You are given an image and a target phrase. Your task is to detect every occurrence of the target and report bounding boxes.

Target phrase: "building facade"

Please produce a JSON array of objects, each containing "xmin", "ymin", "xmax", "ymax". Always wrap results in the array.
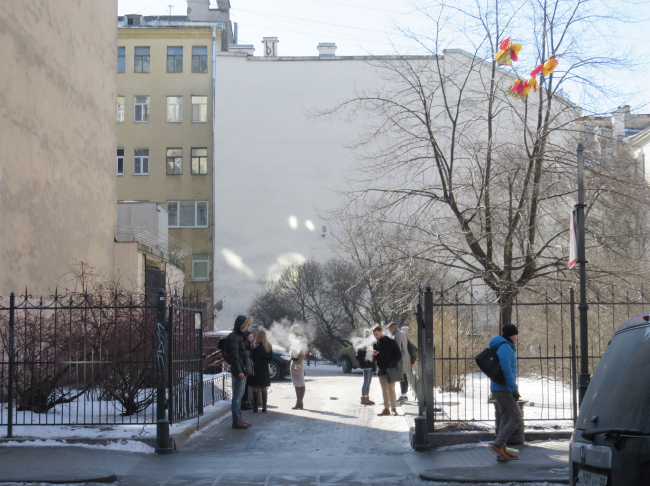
[
  {"xmin": 117, "ymin": 0, "xmax": 233, "ymax": 324},
  {"xmin": 0, "ymin": 1, "xmax": 118, "ymax": 295}
]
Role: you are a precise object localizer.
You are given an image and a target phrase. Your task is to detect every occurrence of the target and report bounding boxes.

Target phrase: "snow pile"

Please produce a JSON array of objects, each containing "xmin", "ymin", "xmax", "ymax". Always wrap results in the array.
[{"xmin": 0, "ymin": 438, "xmax": 155, "ymax": 454}]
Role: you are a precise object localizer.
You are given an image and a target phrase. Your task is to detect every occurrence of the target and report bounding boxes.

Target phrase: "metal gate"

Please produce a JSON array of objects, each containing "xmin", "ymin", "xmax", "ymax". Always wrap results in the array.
[{"xmin": 167, "ymin": 295, "xmax": 204, "ymax": 423}]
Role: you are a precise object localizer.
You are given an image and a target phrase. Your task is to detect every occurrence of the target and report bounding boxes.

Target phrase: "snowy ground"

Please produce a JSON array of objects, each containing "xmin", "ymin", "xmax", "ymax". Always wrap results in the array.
[{"xmin": 433, "ymin": 372, "xmax": 575, "ymax": 430}]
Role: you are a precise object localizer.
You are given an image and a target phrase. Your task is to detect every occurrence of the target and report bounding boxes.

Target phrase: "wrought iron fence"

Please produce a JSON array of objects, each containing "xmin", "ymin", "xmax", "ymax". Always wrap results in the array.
[
  {"xmin": 203, "ymin": 373, "xmax": 232, "ymax": 408},
  {"xmin": 0, "ymin": 289, "xmax": 231, "ymax": 437},
  {"xmin": 414, "ymin": 286, "xmax": 648, "ymax": 426}
]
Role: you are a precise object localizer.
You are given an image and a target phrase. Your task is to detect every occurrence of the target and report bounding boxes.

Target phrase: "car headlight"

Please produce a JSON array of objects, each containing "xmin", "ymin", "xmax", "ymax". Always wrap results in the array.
[{"xmin": 280, "ymin": 355, "xmax": 291, "ymax": 361}]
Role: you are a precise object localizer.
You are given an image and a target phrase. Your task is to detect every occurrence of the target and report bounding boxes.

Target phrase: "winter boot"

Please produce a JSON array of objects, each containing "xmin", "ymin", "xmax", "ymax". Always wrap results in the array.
[
  {"xmin": 262, "ymin": 389, "xmax": 268, "ymax": 412},
  {"xmin": 360, "ymin": 397, "xmax": 365, "ymax": 404},
  {"xmin": 292, "ymin": 401, "xmax": 301, "ymax": 410},
  {"xmin": 253, "ymin": 392, "xmax": 259, "ymax": 413},
  {"xmin": 366, "ymin": 397, "xmax": 375, "ymax": 405}
]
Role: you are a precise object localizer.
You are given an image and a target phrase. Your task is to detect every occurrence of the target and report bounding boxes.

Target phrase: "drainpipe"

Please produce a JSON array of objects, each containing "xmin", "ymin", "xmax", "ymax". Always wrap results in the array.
[{"xmin": 211, "ymin": 25, "xmax": 217, "ymax": 315}]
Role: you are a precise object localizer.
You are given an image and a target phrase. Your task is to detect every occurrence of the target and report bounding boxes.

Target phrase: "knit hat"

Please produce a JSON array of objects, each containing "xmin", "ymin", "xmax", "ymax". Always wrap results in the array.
[{"xmin": 502, "ymin": 324, "xmax": 519, "ymax": 338}]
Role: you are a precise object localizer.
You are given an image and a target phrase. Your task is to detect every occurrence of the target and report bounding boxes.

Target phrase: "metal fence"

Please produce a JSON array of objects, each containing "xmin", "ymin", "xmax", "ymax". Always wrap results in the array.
[
  {"xmin": 413, "ymin": 285, "xmax": 648, "ymax": 427},
  {"xmin": 0, "ymin": 289, "xmax": 230, "ymax": 437},
  {"xmin": 203, "ymin": 373, "xmax": 232, "ymax": 408}
]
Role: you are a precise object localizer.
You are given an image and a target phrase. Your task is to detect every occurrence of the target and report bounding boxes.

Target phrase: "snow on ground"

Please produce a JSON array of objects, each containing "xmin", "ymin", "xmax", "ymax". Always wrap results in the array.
[
  {"xmin": 433, "ymin": 372, "xmax": 575, "ymax": 429},
  {"xmin": 0, "ymin": 438, "xmax": 155, "ymax": 454},
  {"xmin": 0, "ymin": 399, "xmax": 230, "ymax": 443}
]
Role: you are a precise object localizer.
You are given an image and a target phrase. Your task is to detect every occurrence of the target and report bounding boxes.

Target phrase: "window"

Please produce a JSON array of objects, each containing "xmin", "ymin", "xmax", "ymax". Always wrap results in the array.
[
  {"xmin": 167, "ymin": 202, "xmax": 178, "ymax": 226},
  {"xmin": 134, "ymin": 96, "xmax": 150, "ymax": 122},
  {"xmin": 192, "ymin": 255, "xmax": 209, "ymax": 281},
  {"xmin": 166, "ymin": 96, "xmax": 182, "ymax": 122},
  {"xmin": 117, "ymin": 148, "xmax": 124, "ymax": 175},
  {"xmin": 133, "ymin": 148, "xmax": 149, "ymax": 175},
  {"xmin": 191, "ymin": 96, "xmax": 207, "ymax": 122},
  {"xmin": 166, "ymin": 148, "xmax": 182, "ymax": 175},
  {"xmin": 192, "ymin": 46, "xmax": 208, "ymax": 73},
  {"xmin": 118, "ymin": 47, "xmax": 125, "ymax": 73},
  {"xmin": 117, "ymin": 96, "xmax": 125, "ymax": 122},
  {"xmin": 167, "ymin": 46, "xmax": 183, "ymax": 73},
  {"xmin": 191, "ymin": 148, "xmax": 208, "ymax": 174},
  {"xmin": 167, "ymin": 201, "xmax": 208, "ymax": 227},
  {"xmin": 134, "ymin": 47, "xmax": 150, "ymax": 73}
]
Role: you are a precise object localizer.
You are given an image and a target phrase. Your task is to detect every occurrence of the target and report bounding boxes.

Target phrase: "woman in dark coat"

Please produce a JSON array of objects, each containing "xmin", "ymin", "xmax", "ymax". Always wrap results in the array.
[
  {"xmin": 250, "ymin": 330, "xmax": 273, "ymax": 413},
  {"xmin": 372, "ymin": 325, "xmax": 402, "ymax": 416}
]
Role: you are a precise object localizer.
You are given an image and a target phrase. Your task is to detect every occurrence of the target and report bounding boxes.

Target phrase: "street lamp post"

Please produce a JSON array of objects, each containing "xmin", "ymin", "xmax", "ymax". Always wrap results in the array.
[{"xmin": 576, "ymin": 144, "xmax": 590, "ymax": 406}]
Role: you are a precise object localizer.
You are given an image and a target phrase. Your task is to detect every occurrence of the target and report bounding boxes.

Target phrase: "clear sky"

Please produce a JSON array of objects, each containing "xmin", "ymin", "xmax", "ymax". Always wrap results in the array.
[{"xmin": 117, "ymin": 0, "xmax": 650, "ymax": 113}]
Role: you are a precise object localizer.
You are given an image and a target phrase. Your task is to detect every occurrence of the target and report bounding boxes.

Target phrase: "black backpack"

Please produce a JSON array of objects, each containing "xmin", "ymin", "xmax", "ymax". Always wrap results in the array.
[
  {"xmin": 475, "ymin": 342, "xmax": 506, "ymax": 384},
  {"xmin": 218, "ymin": 334, "xmax": 234, "ymax": 365}
]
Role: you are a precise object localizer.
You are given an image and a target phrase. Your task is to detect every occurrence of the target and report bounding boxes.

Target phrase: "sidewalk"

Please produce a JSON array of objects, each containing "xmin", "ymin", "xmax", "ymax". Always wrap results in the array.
[{"xmin": 0, "ymin": 366, "xmax": 570, "ymax": 485}]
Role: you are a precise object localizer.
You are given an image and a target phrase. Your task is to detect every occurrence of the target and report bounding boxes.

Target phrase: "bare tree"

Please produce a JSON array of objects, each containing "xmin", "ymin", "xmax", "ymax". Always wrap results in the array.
[{"xmin": 319, "ymin": 0, "xmax": 646, "ymax": 325}]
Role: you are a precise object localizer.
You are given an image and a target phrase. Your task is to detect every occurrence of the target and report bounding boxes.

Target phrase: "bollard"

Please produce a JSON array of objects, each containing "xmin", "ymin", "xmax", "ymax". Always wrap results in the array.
[{"xmin": 412, "ymin": 416, "xmax": 429, "ymax": 451}]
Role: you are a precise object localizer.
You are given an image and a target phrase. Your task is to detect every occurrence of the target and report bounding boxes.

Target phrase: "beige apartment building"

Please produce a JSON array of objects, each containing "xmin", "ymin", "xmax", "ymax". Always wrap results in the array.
[{"xmin": 117, "ymin": 0, "xmax": 232, "ymax": 321}]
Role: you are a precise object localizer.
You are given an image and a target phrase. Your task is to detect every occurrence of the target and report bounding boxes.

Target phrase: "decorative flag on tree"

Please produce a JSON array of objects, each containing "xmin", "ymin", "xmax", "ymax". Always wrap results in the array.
[{"xmin": 495, "ymin": 37, "xmax": 522, "ymax": 65}]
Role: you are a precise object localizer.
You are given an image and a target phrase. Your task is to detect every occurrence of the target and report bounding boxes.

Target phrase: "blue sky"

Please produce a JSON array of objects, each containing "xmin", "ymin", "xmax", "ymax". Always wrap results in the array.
[{"xmin": 118, "ymin": 0, "xmax": 650, "ymax": 113}]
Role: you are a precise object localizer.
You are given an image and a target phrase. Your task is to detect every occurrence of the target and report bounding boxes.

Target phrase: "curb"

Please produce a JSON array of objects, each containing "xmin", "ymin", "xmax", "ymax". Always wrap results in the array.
[
  {"xmin": 0, "ymin": 471, "xmax": 117, "ymax": 484},
  {"xmin": 420, "ymin": 467, "xmax": 570, "ymax": 484}
]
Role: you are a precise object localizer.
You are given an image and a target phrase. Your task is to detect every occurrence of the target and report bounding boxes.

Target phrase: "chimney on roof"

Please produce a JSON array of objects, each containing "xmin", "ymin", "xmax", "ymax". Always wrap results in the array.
[
  {"xmin": 217, "ymin": 0, "xmax": 230, "ymax": 8},
  {"xmin": 229, "ymin": 44, "xmax": 255, "ymax": 56},
  {"xmin": 317, "ymin": 43, "xmax": 337, "ymax": 58},
  {"xmin": 262, "ymin": 37, "xmax": 279, "ymax": 57}
]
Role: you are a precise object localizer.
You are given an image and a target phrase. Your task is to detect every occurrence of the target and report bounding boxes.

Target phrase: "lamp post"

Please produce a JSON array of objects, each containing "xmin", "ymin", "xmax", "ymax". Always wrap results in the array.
[{"xmin": 575, "ymin": 144, "xmax": 590, "ymax": 406}]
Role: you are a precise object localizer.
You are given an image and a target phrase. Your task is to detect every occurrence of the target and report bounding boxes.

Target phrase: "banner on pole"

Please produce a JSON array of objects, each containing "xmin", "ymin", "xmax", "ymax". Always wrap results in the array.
[{"xmin": 569, "ymin": 209, "xmax": 578, "ymax": 269}]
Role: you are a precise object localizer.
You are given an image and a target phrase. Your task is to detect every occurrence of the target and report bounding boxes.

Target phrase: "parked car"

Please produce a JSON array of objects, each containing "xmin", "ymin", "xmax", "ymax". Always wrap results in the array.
[
  {"xmin": 337, "ymin": 346, "xmax": 359, "ymax": 373},
  {"xmin": 203, "ymin": 331, "xmax": 291, "ymax": 380},
  {"xmin": 569, "ymin": 312, "xmax": 650, "ymax": 486}
]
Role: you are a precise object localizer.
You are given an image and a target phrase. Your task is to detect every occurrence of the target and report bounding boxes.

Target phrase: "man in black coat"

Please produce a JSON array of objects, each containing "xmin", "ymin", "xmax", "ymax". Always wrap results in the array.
[
  {"xmin": 372, "ymin": 325, "xmax": 402, "ymax": 416},
  {"xmin": 224, "ymin": 315, "xmax": 253, "ymax": 429}
]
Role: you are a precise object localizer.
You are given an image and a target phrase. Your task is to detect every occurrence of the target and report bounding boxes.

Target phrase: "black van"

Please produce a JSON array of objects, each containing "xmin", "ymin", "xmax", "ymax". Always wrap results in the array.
[{"xmin": 570, "ymin": 312, "xmax": 650, "ymax": 485}]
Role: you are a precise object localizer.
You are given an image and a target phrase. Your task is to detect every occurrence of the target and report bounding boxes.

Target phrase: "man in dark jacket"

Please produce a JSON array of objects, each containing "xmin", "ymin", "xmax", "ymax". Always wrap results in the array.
[
  {"xmin": 489, "ymin": 324, "xmax": 522, "ymax": 461},
  {"xmin": 225, "ymin": 315, "xmax": 253, "ymax": 429},
  {"xmin": 372, "ymin": 325, "xmax": 402, "ymax": 416}
]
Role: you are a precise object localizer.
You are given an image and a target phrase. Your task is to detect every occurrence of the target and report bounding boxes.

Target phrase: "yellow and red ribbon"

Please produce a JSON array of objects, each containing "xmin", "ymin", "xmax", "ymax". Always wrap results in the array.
[
  {"xmin": 530, "ymin": 57, "xmax": 558, "ymax": 77},
  {"xmin": 495, "ymin": 37, "xmax": 522, "ymax": 66}
]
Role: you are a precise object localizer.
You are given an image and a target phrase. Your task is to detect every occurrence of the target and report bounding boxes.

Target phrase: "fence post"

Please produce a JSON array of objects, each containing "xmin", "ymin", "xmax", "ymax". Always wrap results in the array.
[
  {"xmin": 198, "ymin": 310, "xmax": 204, "ymax": 415},
  {"xmin": 156, "ymin": 289, "xmax": 171, "ymax": 454},
  {"xmin": 167, "ymin": 302, "xmax": 174, "ymax": 425},
  {"xmin": 424, "ymin": 285, "xmax": 435, "ymax": 433},
  {"xmin": 569, "ymin": 288, "xmax": 578, "ymax": 423},
  {"xmin": 6, "ymin": 293, "xmax": 15, "ymax": 439},
  {"xmin": 416, "ymin": 290, "xmax": 425, "ymax": 416}
]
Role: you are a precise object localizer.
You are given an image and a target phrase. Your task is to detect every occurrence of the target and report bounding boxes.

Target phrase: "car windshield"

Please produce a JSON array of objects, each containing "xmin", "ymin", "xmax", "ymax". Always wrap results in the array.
[{"xmin": 577, "ymin": 322, "xmax": 650, "ymax": 433}]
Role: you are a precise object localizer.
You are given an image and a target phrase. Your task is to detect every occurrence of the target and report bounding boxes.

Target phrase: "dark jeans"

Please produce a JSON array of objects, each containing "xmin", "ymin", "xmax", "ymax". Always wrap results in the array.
[
  {"xmin": 400, "ymin": 374, "xmax": 408, "ymax": 395},
  {"xmin": 361, "ymin": 369, "xmax": 373, "ymax": 396},
  {"xmin": 492, "ymin": 391, "xmax": 522, "ymax": 447},
  {"xmin": 231, "ymin": 375, "xmax": 247, "ymax": 422}
]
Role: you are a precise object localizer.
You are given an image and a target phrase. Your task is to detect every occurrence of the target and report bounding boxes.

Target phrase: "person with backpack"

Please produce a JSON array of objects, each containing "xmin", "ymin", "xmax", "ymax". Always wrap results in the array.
[
  {"xmin": 488, "ymin": 324, "xmax": 522, "ymax": 461},
  {"xmin": 222, "ymin": 315, "xmax": 254, "ymax": 429}
]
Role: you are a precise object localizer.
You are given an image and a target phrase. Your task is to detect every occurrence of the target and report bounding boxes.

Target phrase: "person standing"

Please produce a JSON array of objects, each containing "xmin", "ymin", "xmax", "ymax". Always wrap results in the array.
[
  {"xmin": 372, "ymin": 325, "xmax": 402, "ymax": 416},
  {"xmin": 224, "ymin": 315, "xmax": 254, "ymax": 429},
  {"xmin": 240, "ymin": 332, "xmax": 255, "ymax": 411},
  {"xmin": 388, "ymin": 322, "xmax": 410, "ymax": 402},
  {"xmin": 250, "ymin": 330, "xmax": 273, "ymax": 413},
  {"xmin": 489, "ymin": 324, "xmax": 522, "ymax": 461},
  {"xmin": 289, "ymin": 324, "xmax": 308, "ymax": 410},
  {"xmin": 356, "ymin": 329, "xmax": 376, "ymax": 406}
]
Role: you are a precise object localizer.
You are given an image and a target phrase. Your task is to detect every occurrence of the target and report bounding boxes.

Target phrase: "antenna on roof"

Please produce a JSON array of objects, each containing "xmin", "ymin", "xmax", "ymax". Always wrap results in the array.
[{"xmin": 168, "ymin": 4, "xmax": 173, "ymax": 24}]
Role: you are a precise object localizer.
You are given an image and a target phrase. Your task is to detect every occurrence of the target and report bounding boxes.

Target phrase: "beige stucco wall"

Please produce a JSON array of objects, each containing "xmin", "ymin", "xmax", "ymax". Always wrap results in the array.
[
  {"xmin": 116, "ymin": 27, "xmax": 217, "ymax": 308},
  {"xmin": 114, "ymin": 242, "xmax": 145, "ymax": 290},
  {"xmin": 0, "ymin": 1, "xmax": 118, "ymax": 295}
]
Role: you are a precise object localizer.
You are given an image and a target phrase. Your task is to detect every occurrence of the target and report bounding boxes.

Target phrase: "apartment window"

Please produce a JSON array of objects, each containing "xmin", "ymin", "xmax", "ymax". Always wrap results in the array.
[
  {"xmin": 191, "ymin": 148, "xmax": 208, "ymax": 174},
  {"xmin": 133, "ymin": 148, "xmax": 149, "ymax": 175},
  {"xmin": 116, "ymin": 96, "xmax": 125, "ymax": 122},
  {"xmin": 166, "ymin": 96, "xmax": 182, "ymax": 122},
  {"xmin": 192, "ymin": 255, "xmax": 209, "ymax": 281},
  {"xmin": 117, "ymin": 148, "xmax": 124, "ymax": 175},
  {"xmin": 191, "ymin": 96, "xmax": 207, "ymax": 122},
  {"xmin": 192, "ymin": 46, "xmax": 208, "ymax": 73},
  {"xmin": 118, "ymin": 47, "xmax": 125, "ymax": 73},
  {"xmin": 134, "ymin": 96, "xmax": 150, "ymax": 122},
  {"xmin": 134, "ymin": 47, "xmax": 150, "ymax": 73},
  {"xmin": 167, "ymin": 46, "xmax": 183, "ymax": 73},
  {"xmin": 168, "ymin": 202, "xmax": 178, "ymax": 226},
  {"xmin": 166, "ymin": 148, "xmax": 182, "ymax": 175},
  {"xmin": 167, "ymin": 201, "xmax": 208, "ymax": 227}
]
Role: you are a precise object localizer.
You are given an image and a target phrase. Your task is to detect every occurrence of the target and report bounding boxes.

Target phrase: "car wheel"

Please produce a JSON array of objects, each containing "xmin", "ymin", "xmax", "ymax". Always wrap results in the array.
[
  {"xmin": 341, "ymin": 356, "xmax": 352, "ymax": 373},
  {"xmin": 269, "ymin": 361, "xmax": 280, "ymax": 381}
]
